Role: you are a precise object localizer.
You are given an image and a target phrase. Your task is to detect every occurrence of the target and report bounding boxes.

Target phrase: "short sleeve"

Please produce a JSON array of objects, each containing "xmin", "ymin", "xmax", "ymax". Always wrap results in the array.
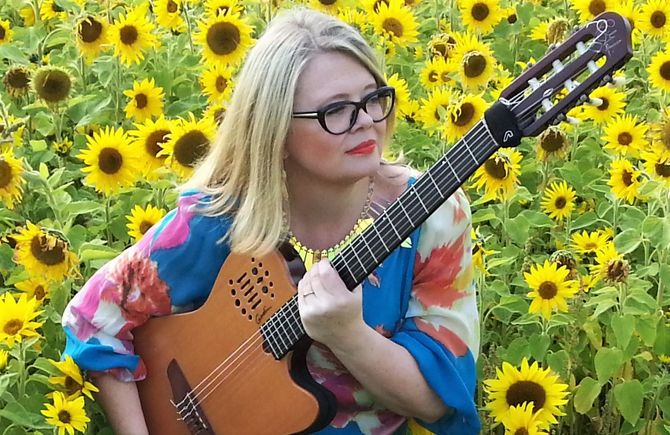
[
  {"xmin": 61, "ymin": 191, "xmax": 231, "ymax": 381},
  {"xmin": 390, "ymin": 189, "xmax": 480, "ymax": 434}
]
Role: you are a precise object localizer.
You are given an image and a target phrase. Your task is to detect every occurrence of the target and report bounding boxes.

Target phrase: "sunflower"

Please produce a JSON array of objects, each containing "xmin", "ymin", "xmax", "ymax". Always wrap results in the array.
[
  {"xmin": 39, "ymin": 0, "xmax": 68, "ymax": 22},
  {"xmin": 582, "ymin": 86, "xmax": 626, "ymax": 124},
  {"xmin": 640, "ymin": 0, "xmax": 670, "ymax": 40},
  {"xmin": 76, "ymin": 16, "xmax": 110, "ymax": 61},
  {"xmin": 541, "ymin": 181, "xmax": 576, "ymax": 222},
  {"xmin": 536, "ymin": 127, "xmax": 569, "ymax": 161},
  {"xmin": 417, "ymin": 87, "xmax": 453, "ymax": 131},
  {"xmin": 444, "ymin": 93, "xmax": 488, "ymax": 142},
  {"xmin": 13, "ymin": 222, "xmax": 79, "ymax": 282},
  {"xmin": 128, "ymin": 116, "xmax": 172, "ymax": 179},
  {"xmin": 200, "ymin": 63, "xmax": 235, "ymax": 104},
  {"xmin": 472, "ymin": 228, "xmax": 495, "ymax": 275},
  {"xmin": 524, "ymin": 260, "xmax": 578, "ymax": 320},
  {"xmin": 195, "ymin": 12, "xmax": 254, "ymax": 66},
  {"xmin": 530, "ymin": 18, "xmax": 570, "ymax": 45},
  {"xmin": 78, "ymin": 126, "xmax": 141, "ymax": 195},
  {"xmin": 111, "ymin": 5, "xmax": 158, "ymax": 66},
  {"xmin": 602, "ymin": 114, "xmax": 648, "ymax": 158},
  {"xmin": 336, "ymin": 7, "xmax": 368, "ymax": 31},
  {"xmin": 19, "ymin": 7, "xmax": 36, "ymax": 26},
  {"xmin": 571, "ymin": 230, "xmax": 609, "ymax": 255},
  {"xmin": 485, "ymin": 357, "xmax": 569, "ymax": 426},
  {"xmin": 41, "ymin": 392, "xmax": 90, "ymax": 435},
  {"xmin": 471, "ymin": 148, "xmax": 522, "ymax": 202},
  {"xmin": 371, "ymin": 0, "xmax": 419, "ymax": 47},
  {"xmin": 3, "ymin": 65, "xmax": 31, "ymax": 98},
  {"xmin": 123, "ymin": 78, "xmax": 164, "ymax": 121},
  {"xmin": 204, "ymin": 102, "xmax": 227, "ymax": 125},
  {"xmin": 386, "ymin": 73, "xmax": 411, "ymax": 118},
  {"xmin": 643, "ymin": 149, "xmax": 670, "ymax": 188},
  {"xmin": 652, "ymin": 109, "xmax": 670, "ymax": 158},
  {"xmin": 54, "ymin": 137, "xmax": 74, "ymax": 155},
  {"xmin": 608, "ymin": 158, "xmax": 642, "ymax": 203},
  {"xmin": 0, "ymin": 293, "xmax": 43, "ymax": 347},
  {"xmin": 458, "ymin": 0, "xmax": 504, "ymax": 34},
  {"xmin": 49, "ymin": 356, "xmax": 100, "ymax": 400},
  {"xmin": 155, "ymin": 0, "xmax": 186, "ymax": 32},
  {"xmin": 489, "ymin": 67, "xmax": 513, "ymax": 100},
  {"xmin": 427, "ymin": 32, "xmax": 459, "ymax": 61},
  {"xmin": 15, "ymin": 277, "xmax": 52, "ymax": 302},
  {"xmin": 501, "ymin": 403, "xmax": 547, "ymax": 435},
  {"xmin": 0, "ymin": 19, "xmax": 13, "ymax": 45},
  {"xmin": 647, "ymin": 49, "xmax": 670, "ymax": 93},
  {"xmin": 419, "ymin": 57, "xmax": 451, "ymax": 90},
  {"xmin": 449, "ymin": 32, "xmax": 496, "ymax": 89},
  {"xmin": 590, "ymin": 242, "xmax": 626, "ymax": 284},
  {"xmin": 127, "ymin": 204, "xmax": 167, "ymax": 242},
  {"xmin": 570, "ymin": 0, "xmax": 615, "ymax": 23},
  {"xmin": 204, "ymin": 0, "xmax": 243, "ymax": 16},
  {"xmin": 0, "ymin": 149, "xmax": 25, "ymax": 210},
  {"xmin": 309, "ymin": 0, "xmax": 353, "ymax": 14},
  {"xmin": 611, "ymin": 0, "xmax": 643, "ymax": 46},
  {"xmin": 160, "ymin": 114, "xmax": 216, "ymax": 178},
  {"xmin": 32, "ymin": 66, "xmax": 73, "ymax": 105}
]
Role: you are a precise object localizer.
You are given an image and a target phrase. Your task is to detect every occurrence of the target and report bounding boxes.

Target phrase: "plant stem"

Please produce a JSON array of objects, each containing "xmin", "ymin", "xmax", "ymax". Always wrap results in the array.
[
  {"xmin": 182, "ymin": 1, "xmax": 195, "ymax": 53},
  {"xmin": 105, "ymin": 195, "xmax": 113, "ymax": 244}
]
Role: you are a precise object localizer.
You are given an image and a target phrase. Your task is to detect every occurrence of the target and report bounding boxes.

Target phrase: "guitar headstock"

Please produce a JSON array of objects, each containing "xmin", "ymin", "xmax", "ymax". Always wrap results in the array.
[{"xmin": 499, "ymin": 11, "xmax": 633, "ymax": 138}]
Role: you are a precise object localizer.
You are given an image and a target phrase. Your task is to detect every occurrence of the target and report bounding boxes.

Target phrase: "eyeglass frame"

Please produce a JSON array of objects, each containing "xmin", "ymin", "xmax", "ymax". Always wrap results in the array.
[{"xmin": 291, "ymin": 86, "xmax": 396, "ymax": 135}]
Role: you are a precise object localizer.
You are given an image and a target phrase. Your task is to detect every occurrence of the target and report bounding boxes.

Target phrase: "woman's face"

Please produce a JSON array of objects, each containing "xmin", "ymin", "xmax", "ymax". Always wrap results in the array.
[{"xmin": 285, "ymin": 51, "xmax": 386, "ymax": 185}]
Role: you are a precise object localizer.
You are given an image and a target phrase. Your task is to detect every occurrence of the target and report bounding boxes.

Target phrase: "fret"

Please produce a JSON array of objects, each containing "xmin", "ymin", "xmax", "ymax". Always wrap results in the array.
[
  {"xmin": 273, "ymin": 314, "xmax": 292, "ymax": 352},
  {"xmin": 384, "ymin": 214, "xmax": 402, "ymax": 240},
  {"xmin": 278, "ymin": 308, "xmax": 300, "ymax": 343},
  {"xmin": 372, "ymin": 222, "xmax": 389, "ymax": 251},
  {"xmin": 426, "ymin": 171, "xmax": 444, "ymax": 199},
  {"xmin": 350, "ymin": 243, "xmax": 367, "ymax": 274},
  {"xmin": 261, "ymin": 321, "xmax": 282, "ymax": 359},
  {"xmin": 481, "ymin": 119, "xmax": 496, "ymax": 147},
  {"xmin": 414, "ymin": 188, "xmax": 430, "ymax": 214},
  {"xmin": 361, "ymin": 235, "xmax": 378, "ymax": 264},
  {"xmin": 444, "ymin": 158, "xmax": 461, "ymax": 183},
  {"xmin": 397, "ymin": 200, "xmax": 415, "ymax": 227},
  {"xmin": 462, "ymin": 135, "xmax": 478, "ymax": 163}
]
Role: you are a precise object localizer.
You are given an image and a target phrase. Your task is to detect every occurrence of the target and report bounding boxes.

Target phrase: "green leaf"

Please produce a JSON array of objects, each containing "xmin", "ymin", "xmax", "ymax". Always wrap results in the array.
[
  {"xmin": 0, "ymin": 44, "xmax": 28, "ymax": 64},
  {"xmin": 635, "ymin": 315, "xmax": 658, "ymax": 347},
  {"xmin": 0, "ymin": 401, "xmax": 50, "ymax": 429},
  {"xmin": 611, "ymin": 314, "xmax": 635, "ymax": 350},
  {"xmin": 546, "ymin": 350, "xmax": 570, "ymax": 380},
  {"xmin": 613, "ymin": 228, "xmax": 642, "ymax": 254},
  {"xmin": 472, "ymin": 208, "xmax": 499, "ymax": 224},
  {"xmin": 500, "ymin": 337, "xmax": 530, "ymax": 365},
  {"xmin": 642, "ymin": 216, "xmax": 665, "ymax": 244},
  {"xmin": 571, "ymin": 211, "xmax": 599, "ymax": 230},
  {"xmin": 62, "ymin": 200, "xmax": 103, "ymax": 218},
  {"xmin": 594, "ymin": 347, "xmax": 623, "ymax": 382},
  {"xmin": 504, "ymin": 214, "xmax": 530, "ymax": 245},
  {"xmin": 613, "ymin": 380, "xmax": 644, "ymax": 426},
  {"xmin": 574, "ymin": 377, "xmax": 601, "ymax": 414},
  {"xmin": 519, "ymin": 210, "xmax": 555, "ymax": 228},
  {"xmin": 528, "ymin": 334, "xmax": 551, "ymax": 362}
]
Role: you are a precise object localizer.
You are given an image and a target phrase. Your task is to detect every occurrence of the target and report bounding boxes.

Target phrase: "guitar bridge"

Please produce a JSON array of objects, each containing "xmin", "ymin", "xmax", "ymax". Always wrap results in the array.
[{"xmin": 167, "ymin": 359, "xmax": 215, "ymax": 435}]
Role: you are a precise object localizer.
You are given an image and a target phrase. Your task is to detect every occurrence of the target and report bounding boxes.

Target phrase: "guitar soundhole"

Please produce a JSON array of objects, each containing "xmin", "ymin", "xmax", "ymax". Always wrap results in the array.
[{"xmin": 228, "ymin": 258, "xmax": 276, "ymax": 323}]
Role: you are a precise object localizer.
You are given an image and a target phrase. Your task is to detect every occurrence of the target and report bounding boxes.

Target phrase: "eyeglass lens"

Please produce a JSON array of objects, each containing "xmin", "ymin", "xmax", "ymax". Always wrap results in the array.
[{"xmin": 324, "ymin": 89, "xmax": 393, "ymax": 134}]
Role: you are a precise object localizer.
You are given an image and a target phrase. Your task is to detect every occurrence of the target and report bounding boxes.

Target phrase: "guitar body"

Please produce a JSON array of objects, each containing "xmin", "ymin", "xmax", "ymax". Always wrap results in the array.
[{"xmin": 134, "ymin": 250, "xmax": 337, "ymax": 434}]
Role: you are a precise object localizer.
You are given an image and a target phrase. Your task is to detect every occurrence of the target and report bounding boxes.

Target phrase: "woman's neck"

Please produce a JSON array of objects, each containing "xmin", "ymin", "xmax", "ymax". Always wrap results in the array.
[{"xmin": 286, "ymin": 174, "xmax": 373, "ymax": 251}]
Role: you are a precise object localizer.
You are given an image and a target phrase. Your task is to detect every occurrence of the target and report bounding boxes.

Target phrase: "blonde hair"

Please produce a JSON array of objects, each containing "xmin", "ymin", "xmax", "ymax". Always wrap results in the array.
[{"xmin": 182, "ymin": 8, "xmax": 394, "ymax": 256}]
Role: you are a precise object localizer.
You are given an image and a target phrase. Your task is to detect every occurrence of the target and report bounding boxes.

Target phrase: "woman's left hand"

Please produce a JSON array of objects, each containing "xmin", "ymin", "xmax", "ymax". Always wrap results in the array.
[{"xmin": 297, "ymin": 259, "xmax": 365, "ymax": 347}]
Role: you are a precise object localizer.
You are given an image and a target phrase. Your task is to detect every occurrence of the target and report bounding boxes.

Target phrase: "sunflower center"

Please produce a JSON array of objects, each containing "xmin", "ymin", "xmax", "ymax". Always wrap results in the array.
[
  {"xmin": 597, "ymin": 97, "xmax": 609, "ymax": 111},
  {"xmin": 174, "ymin": 131, "xmax": 209, "ymax": 167},
  {"xmin": 120, "ymin": 25, "xmax": 138, "ymax": 45},
  {"xmin": 584, "ymin": 242, "xmax": 597, "ymax": 251},
  {"xmin": 207, "ymin": 22, "xmax": 241, "ymax": 56},
  {"xmin": 3, "ymin": 319, "xmax": 22, "ymax": 335},
  {"xmin": 167, "ymin": 0, "xmax": 178, "ymax": 13},
  {"xmin": 215, "ymin": 76, "xmax": 228, "ymax": 93},
  {"xmin": 538, "ymin": 281, "xmax": 558, "ymax": 299},
  {"xmin": 382, "ymin": 18, "xmax": 404, "ymax": 38},
  {"xmin": 617, "ymin": 132, "xmax": 632, "ymax": 145},
  {"xmin": 506, "ymin": 380, "xmax": 547, "ymax": 409},
  {"xmin": 484, "ymin": 157, "xmax": 509, "ymax": 180},
  {"xmin": 98, "ymin": 147, "xmax": 123, "ymax": 175},
  {"xmin": 514, "ymin": 429, "xmax": 529, "ymax": 435},
  {"xmin": 320, "ymin": 0, "xmax": 337, "ymax": 5},
  {"xmin": 589, "ymin": 0, "xmax": 606, "ymax": 16},
  {"xmin": 134, "ymin": 93, "xmax": 148, "ymax": 109},
  {"xmin": 607, "ymin": 259, "xmax": 629, "ymax": 283},
  {"xmin": 0, "ymin": 160, "xmax": 12, "ymax": 188},
  {"xmin": 213, "ymin": 107, "xmax": 226, "ymax": 123},
  {"xmin": 660, "ymin": 61, "xmax": 670, "ymax": 80},
  {"xmin": 58, "ymin": 410, "xmax": 71, "ymax": 424},
  {"xmin": 547, "ymin": 19, "xmax": 569, "ymax": 44},
  {"xmin": 656, "ymin": 161, "xmax": 670, "ymax": 178},
  {"xmin": 464, "ymin": 53, "xmax": 487, "ymax": 78},
  {"xmin": 651, "ymin": 11, "xmax": 667, "ymax": 28},
  {"xmin": 428, "ymin": 70, "xmax": 439, "ymax": 83},
  {"xmin": 79, "ymin": 17, "xmax": 103, "ymax": 43},
  {"xmin": 471, "ymin": 3, "xmax": 490, "ymax": 21},
  {"xmin": 146, "ymin": 129, "xmax": 170, "ymax": 159},
  {"xmin": 30, "ymin": 235, "xmax": 67, "ymax": 266},
  {"xmin": 139, "ymin": 220, "xmax": 154, "ymax": 235},
  {"xmin": 36, "ymin": 70, "xmax": 72, "ymax": 103},
  {"xmin": 622, "ymin": 169, "xmax": 634, "ymax": 186},
  {"xmin": 507, "ymin": 13, "xmax": 518, "ymax": 24},
  {"xmin": 452, "ymin": 103, "xmax": 475, "ymax": 127},
  {"xmin": 6, "ymin": 69, "xmax": 30, "ymax": 89},
  {"xmin": 65, "ymin": 376, "xmax": 81, "ymax": 395},
  {"xmin": 34, "ymin": 285, "xmax": 46, "ymax": 300},
  {"xmin": 554, "ymin": 196, "xmax": 567, "ymax": 209},
  {"xmin": 541, "ymin": 130, "xmax": 566, "ymax": 152},
  {"xmin": 0, "ymin": 27, "xmax": 5, "ymax": 40}
]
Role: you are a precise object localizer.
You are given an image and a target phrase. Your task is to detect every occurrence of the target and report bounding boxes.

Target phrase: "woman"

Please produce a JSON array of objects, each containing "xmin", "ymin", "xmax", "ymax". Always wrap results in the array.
[{"xmin": 62, "ymin": 8, "xmax": 480, "ymax": 434}]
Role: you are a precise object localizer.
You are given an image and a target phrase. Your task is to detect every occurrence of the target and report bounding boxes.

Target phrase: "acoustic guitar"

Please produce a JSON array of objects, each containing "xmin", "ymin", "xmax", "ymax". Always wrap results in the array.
[{"xmin": 133, "ymin": 12, "xmax": 632, "ymax": 434}]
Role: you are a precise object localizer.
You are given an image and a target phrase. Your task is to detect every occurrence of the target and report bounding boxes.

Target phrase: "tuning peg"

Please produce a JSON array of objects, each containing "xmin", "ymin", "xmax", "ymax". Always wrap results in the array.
[
  {"xmin": 600, "ymin": 74, "xmax": 612, "ymax": 86},
  {"xmin": 552, "ymin": 114, "xmax": 566, "ymax": 125},
  {"xmin": 609, "ymin": 76, "xmax": 626, "ymax": 88},
  {"xmin": 573, "ymin": 25, "xmax": 580, "ymax": 32},
  {"xmin": 566, "ymin": 116, "xmax": 580, "ymax": 125},
  {"xmin": 589, "ymin": 97, "xmax": 604, "ymax": 107},
  {"xmin": 578, "ymin": 94, "xmax": 589, "ymax": 103}
]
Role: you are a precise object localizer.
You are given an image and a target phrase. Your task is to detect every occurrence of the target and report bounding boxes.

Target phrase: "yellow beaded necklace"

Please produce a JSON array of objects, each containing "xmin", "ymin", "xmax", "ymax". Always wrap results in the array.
[{"xmin": 288, "ymin": 177, "xmax": 374, "ymax": 271}]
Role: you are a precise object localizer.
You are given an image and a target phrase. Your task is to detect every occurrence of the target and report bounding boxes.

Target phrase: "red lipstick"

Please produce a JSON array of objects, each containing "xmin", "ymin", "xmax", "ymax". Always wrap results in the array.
[{"xmin": 346, "ymin": 139, "xmax": 377, "ymax": 155}]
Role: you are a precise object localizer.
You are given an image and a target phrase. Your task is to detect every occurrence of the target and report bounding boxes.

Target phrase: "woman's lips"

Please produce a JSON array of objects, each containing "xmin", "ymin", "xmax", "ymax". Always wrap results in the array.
[{"xmin": 346, "ymin": 139, "xmax": 377, "ymax": 155}]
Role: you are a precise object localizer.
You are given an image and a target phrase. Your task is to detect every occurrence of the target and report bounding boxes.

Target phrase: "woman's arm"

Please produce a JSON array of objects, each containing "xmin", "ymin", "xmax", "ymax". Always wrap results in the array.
[{"xmin": 94, "ymin": 373, "xmax": 149, "ymax": 435}]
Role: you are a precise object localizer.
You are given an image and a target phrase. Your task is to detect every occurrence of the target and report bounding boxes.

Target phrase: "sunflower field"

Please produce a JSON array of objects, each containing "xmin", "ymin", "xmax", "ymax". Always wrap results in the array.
[{"xmin": 0, "ymin": 0, "xmax": 669, "ymax": 433}]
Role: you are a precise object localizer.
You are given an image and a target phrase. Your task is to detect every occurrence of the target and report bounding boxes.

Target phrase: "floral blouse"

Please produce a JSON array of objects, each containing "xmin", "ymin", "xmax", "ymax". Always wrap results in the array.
[{"xmin": 62, "ymin": 185, "xmax": 480, "ymax": 435}]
